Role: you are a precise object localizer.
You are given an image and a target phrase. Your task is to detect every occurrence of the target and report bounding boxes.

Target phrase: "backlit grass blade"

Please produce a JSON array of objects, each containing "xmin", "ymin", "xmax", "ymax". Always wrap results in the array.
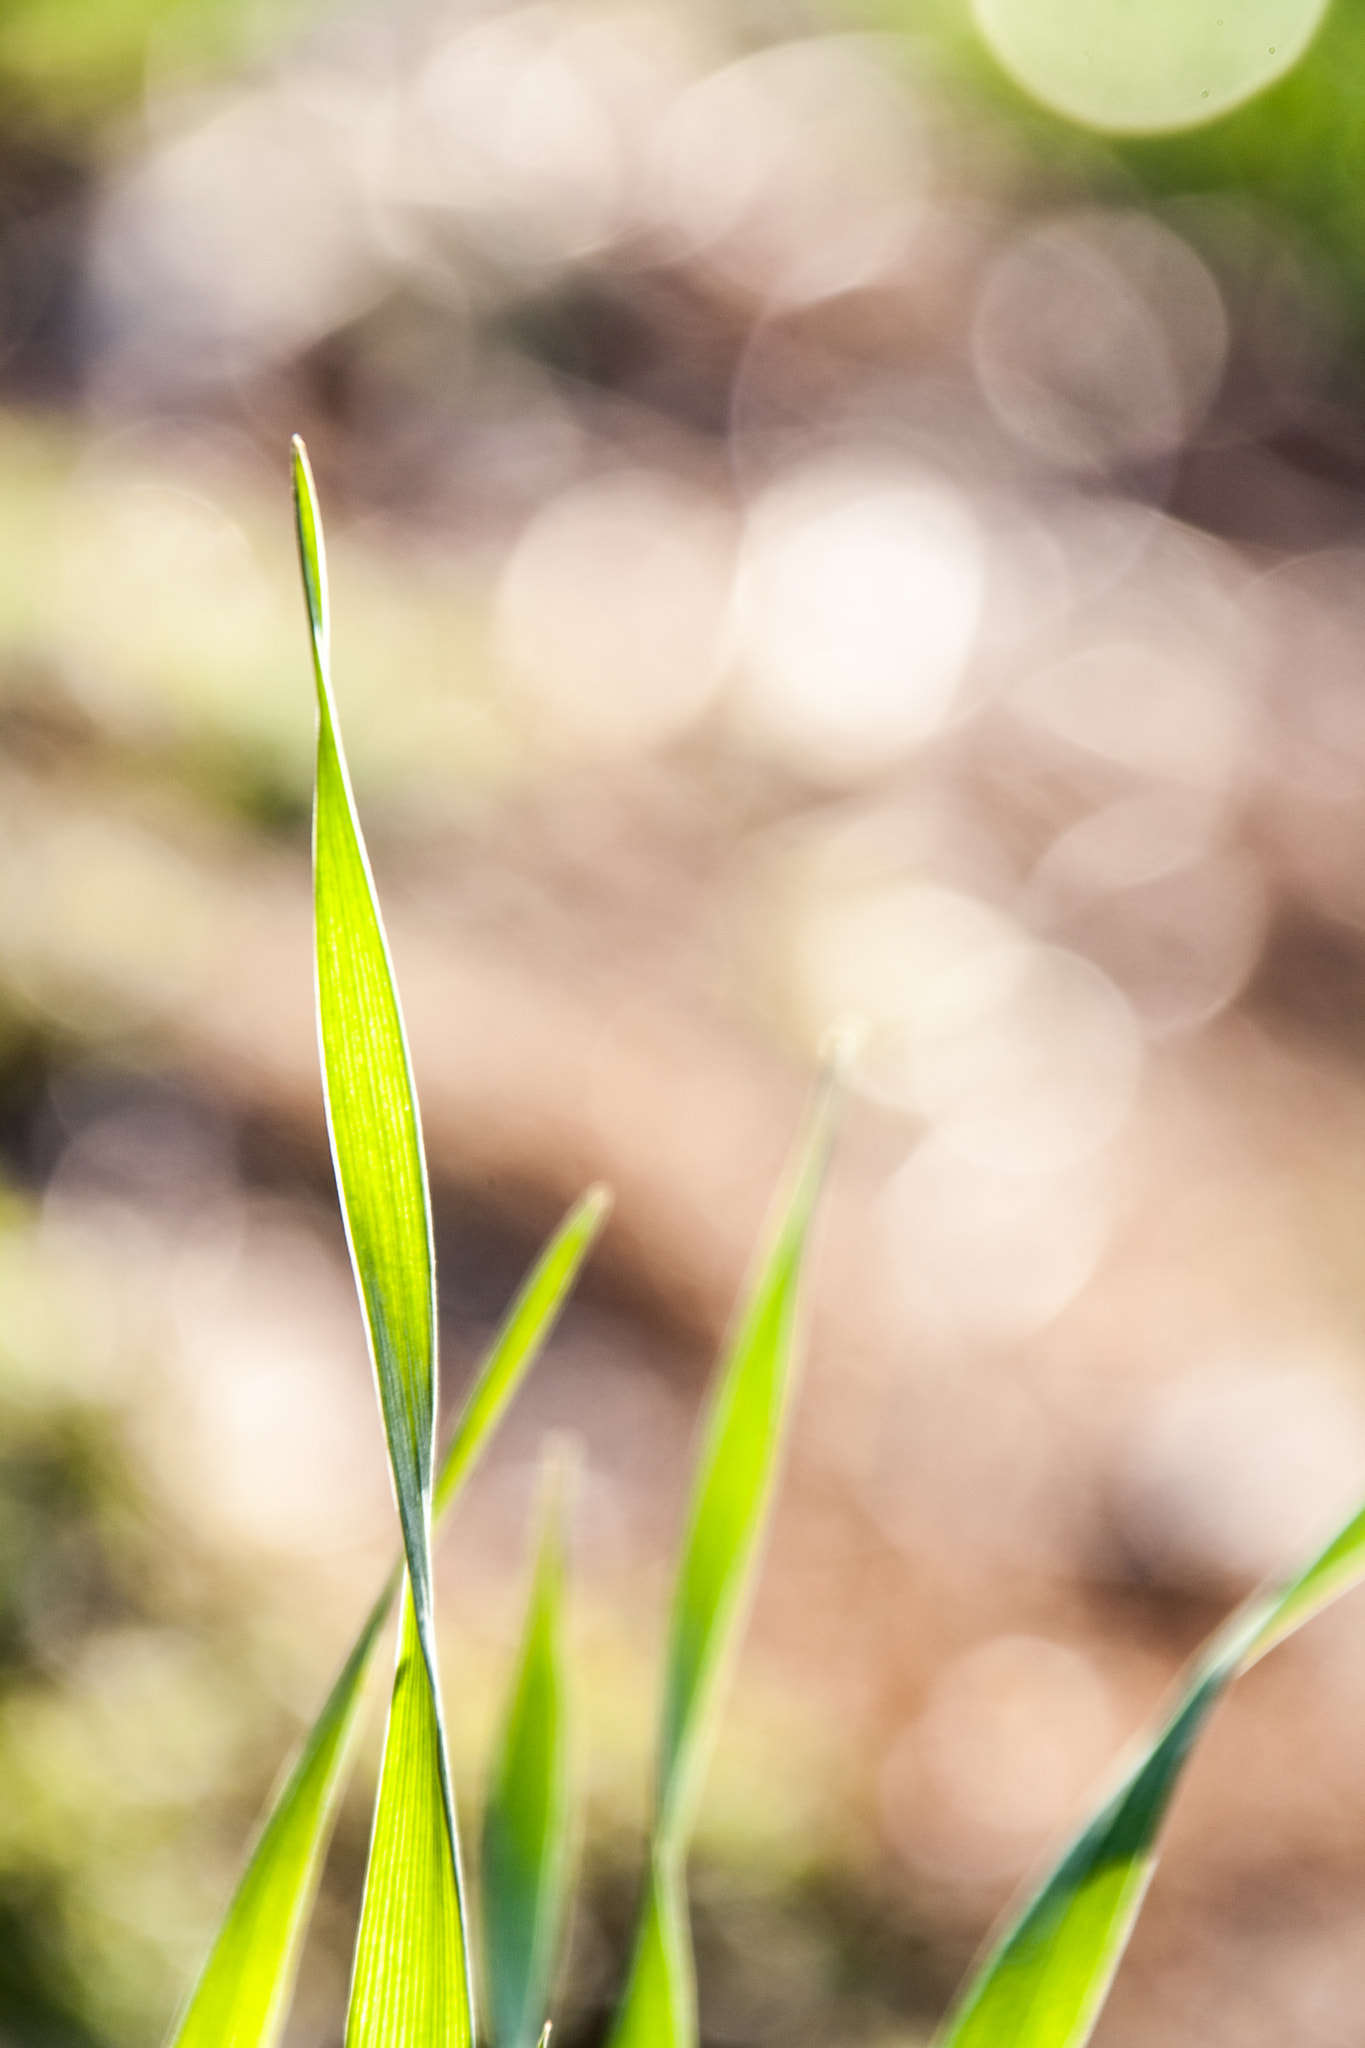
[
  {"xmin": 937, "ymin": 1493, "xmax": 1365, "ymax": 2048},
  {"xmin": 609, "ymin": 1056, "xmax": 842, "ymax": 2048},
  {"xmin": 165, "ymin": 1189, "xmax": 608, "ymax": 2048},
  {"xmin": 294, "ymin": 432, "xmax": 461, "ymax": 2048},
  {"xmin": 658, "ymin": 1059, "xmax": 840, "ymax": 1848},
  {"xmin": 481, "ymin": 1447, "xmax": 574, "ymax": 2048},
  {"xmin": 437, "ymin": 1190, "xmax": 610, "ymax": 1519},
  {"xmin": 168, "ymin": 1590, "xmax": 391, "ymax": 2048},
  {"xmin": 294, "ymin": 434, "xmax": 438, "ymax": 1639},
  {"xmin": 348, "ymin": 1586, "xmax": 469, "ymax": 2048}
]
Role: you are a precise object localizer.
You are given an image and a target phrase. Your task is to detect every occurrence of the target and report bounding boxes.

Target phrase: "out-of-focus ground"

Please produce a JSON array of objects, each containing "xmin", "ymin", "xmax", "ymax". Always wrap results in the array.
[{"xmin": 7, "ymin": 1, "xmax": 1365, "ymax": 2044}]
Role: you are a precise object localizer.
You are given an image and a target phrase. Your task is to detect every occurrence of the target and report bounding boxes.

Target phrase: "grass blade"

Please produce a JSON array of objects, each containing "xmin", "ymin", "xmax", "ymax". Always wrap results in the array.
[
  {"xmin": 165, "ymin": 1189, "xmax": 608, "ymax": 2048},
  {"xmin": 481, "ymin": 1447, "xmax": 574, "ymax": 2048},
  {"xmin": 294, "ymin": 434, "xmax": 437, "ymax": 1637},
  {"xmin": 658, "ymin": 1061, "xmax": 840, "ymax": 1849},
  {"xmin": 609, "ymin": 1056, "xmax": 842, "ymax": 2048},
  {"xmin": 437, "ymin": 1190, "xmax": 611, "ymax": 1519},
  {"xmin": 295, "ymin": 432, "xmax": 462, "ymax": 2044},
  {"xmin": 605, "ymin": 1854, "xmax": 693, "ymax": 2048},
  {"xmin": 169, "ymin": 1591, "xmax": 391, "ymax": 2048},
  {"xmin": 348, "ymin": 1586, "xmax": 469, "ymax": 2048},
  {"xmin": 936, "ymin": 1495, "xmax": 1365, "ymax": 2048}
]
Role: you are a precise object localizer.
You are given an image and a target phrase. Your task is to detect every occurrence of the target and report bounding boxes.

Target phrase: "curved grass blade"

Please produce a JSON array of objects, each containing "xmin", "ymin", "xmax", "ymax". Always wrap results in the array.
[
  {"xmin": 295, "ymin": 433, "xmax": 464, "ymax": 2045},
  {"xmin": 294, "ymin": 434, "xmax": 437, "ymax": 1638},
  {"xmin": 608, "ymin": 1054, "xmax": 842, "ymax": 2048},
  {"xmin": 481, "ymin": 1446, "xmax": 575, "ymax": 2048},
  {"xmin": 936, "ymin": 1493, "xmax": 1365, "ymax": 2048},
  {"xmin": 165, "ymin": 1188, "xmax": 609, "ymax": 2048}
]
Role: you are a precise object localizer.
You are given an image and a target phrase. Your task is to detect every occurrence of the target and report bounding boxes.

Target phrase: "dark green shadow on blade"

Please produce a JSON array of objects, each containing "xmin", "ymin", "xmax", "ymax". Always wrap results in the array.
[
  {"xmin": 608, "ymin": 1051, "xmax": 843, "ymax": 2048},
  {"xmin": 936, "ymin": 1495, "xmax": 1365, "ymax": 2048},
  {"xmin": 481, "ymin": 1445, "xmax": 575, "ymax": 2048}
]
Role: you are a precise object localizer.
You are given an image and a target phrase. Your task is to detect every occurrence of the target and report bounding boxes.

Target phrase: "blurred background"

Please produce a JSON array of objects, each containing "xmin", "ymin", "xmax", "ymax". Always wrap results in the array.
[{"xmin": 5, "ymin": 0, "xmax": 1365, "ymax": 2043}]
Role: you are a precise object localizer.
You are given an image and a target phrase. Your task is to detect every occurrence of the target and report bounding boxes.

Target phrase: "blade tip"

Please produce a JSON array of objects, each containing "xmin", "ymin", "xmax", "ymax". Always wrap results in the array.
[{"xmin": 290, "ymin": 434, "xmax": 317, "ymax": 509}]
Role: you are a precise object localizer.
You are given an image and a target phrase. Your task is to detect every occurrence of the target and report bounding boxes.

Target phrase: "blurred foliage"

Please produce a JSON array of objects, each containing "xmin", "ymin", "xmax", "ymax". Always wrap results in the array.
[
  {"xmin": 0, "ymin": 0, "xmax": 325, "ymax": 131},
  {"xmin": 0, "ymin": 0, "xmax": 1363, "ymax": 2044},
  {"xmin": 0, "ymin": 1193, "xmax": 223, "ymax": 2045},
  {"xmin": 850, "ymin": 0, "xmax": 1365, "ymax": 351}
]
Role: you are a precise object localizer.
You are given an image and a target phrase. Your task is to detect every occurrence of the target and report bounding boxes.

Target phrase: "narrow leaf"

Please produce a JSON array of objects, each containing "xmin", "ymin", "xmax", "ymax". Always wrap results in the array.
[
  {"xmin": 659, "ymin": 1062, "xmax": 840, "ymax": 1848},
  {"xmin": 169, "ymin": 1590, "xmax": 391, "ymax": 2048},
  {"xmin": 294, "ymin": 434, "xmax": 438, "ymax": 1633},
  {"xmin": 165, "ymin": 1188, "xmax": 608, "ymax": 2048},
  {"xmin": 609, "ymin": 1058, "xmax": 841, "ymax": 2048},
  {"xmin": 604, "ymin": 1855, "xmax": 693, "ymax": 2048},
  {"xmin": 481, "ymin": 1447, "xmax": 574, "ymax": 2048},
  {"xmin": 936, "ymin": 1494, "xmax": 1365, "ymax": 2048},
  {"xmin": 296, "ymin": 433, "xmax": 461, "ymax": 2044},
  {"xmin": 437, "ymin": 1189, "xmax": 611, "ymax": 1520},
  {"xmin": 348, "ymin": 1587, "xmax": 470, "ymax": 2048}
]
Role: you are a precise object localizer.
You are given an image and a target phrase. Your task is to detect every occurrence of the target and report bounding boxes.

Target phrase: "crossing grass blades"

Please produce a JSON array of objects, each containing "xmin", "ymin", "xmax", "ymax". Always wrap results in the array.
[{"xmin": 165, "ymin": 441, "xmax": 1365, "ymax": 2048}]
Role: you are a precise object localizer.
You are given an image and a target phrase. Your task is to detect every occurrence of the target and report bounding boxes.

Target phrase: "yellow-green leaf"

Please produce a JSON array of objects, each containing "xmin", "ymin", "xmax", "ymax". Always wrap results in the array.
[
  {"xmin": 168, "ymin": 1590, "xmax": 390, "ymax": 2048},
  {"xmin": 436, "ymin": 1191, "xmax": 610, "ymax": 1520},
  {"xmin": 294, "ymin": 434, "xmax": 437, "ymax": 1636},
  {"xmin": 659, "ymin": 1064, "xmax": 839, "ymax": 1848},
  {"xmin": 295, "ymin": 433, "xmax": 461, "ymax": 2046},
  {"xmin": 347, "ymin": 1586, "xmax": 470, "ymax": 2048},
  {"xmin": 605, "ymin": 1855, "xmax": 693, "ymax": 2048},
  {"xmin": 937, "ymin": 1496, "xmax": 1365, "ymax": 2048},
  {"xmin": 165, "ymin": 1188, "xmax": 608, "ymax": 2048},
  {"xmin": 481, "ymin": 1448, "xmax": 574, "ymax": 2048},
  {"xmin": 609, "ymin": 1060, "xmax": 840, "ymax": 2048}
]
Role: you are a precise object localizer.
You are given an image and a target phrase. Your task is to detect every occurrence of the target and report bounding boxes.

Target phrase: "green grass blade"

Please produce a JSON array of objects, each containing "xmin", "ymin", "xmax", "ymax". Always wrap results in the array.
[
  {"xmin": 293, "ymin": 434, "xmax": 438, "ymax": 1639},
  {"xmin": 295, "ymin": 434, "xmax": 471, "ymax": 2048},
  {"xmin": 165, "ymin": 1189, "xmax": 608, "ymax": 2048},
  {"xmin": 604, "ymin": 1854, "xmax": 694, "ymax": 2048},
  {"xmin": 481, "ymin": 1448, "xmax": 574, "ymax": 2048},
  {"xmin": 347, "ymin": 1585, "xmax": 471, "ymax": 2048},
  {"xmin": 437, "ymin": 1188, "xmax": 611, "ymax": 1519},
  {"xmin": 657, "ymin": 1063, "xmax": 840, "ymax": 1849},
  {"xmin": 168, "ymin": 1587, "xmax": 392, "ymax": 2048},
  {"xmin": 936, "ymin": 1494, "xmax": 1365, "ymax": 2048},
  {"xmin": 609, "ymin": 1058, "xmax": 841, "ymax": 2048}
]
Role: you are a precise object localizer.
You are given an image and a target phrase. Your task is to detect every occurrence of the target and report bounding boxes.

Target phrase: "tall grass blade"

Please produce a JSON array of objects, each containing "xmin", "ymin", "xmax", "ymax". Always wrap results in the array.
[
  {"xmin": 165, "ymin": 1189, "xmax": 608, "ymax": 2048},
  {"xmin": 608, "ymin": 1056, "xmax": 842, "ymax": 2048},
  {"xmin": 481, "ymin": 1447, "xmax": 574, "ymax": 2048},
  {"xmin": 293, "ymin": 434, "xmax": 438, "ymax": 1639},
  {"xmin": 936, "ymin": 1494, "xmax": 1365, "ymax": 2048},
  {"xmin": 296, "ymin": 432, "xmax": 461, "ymax": 2043}
]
